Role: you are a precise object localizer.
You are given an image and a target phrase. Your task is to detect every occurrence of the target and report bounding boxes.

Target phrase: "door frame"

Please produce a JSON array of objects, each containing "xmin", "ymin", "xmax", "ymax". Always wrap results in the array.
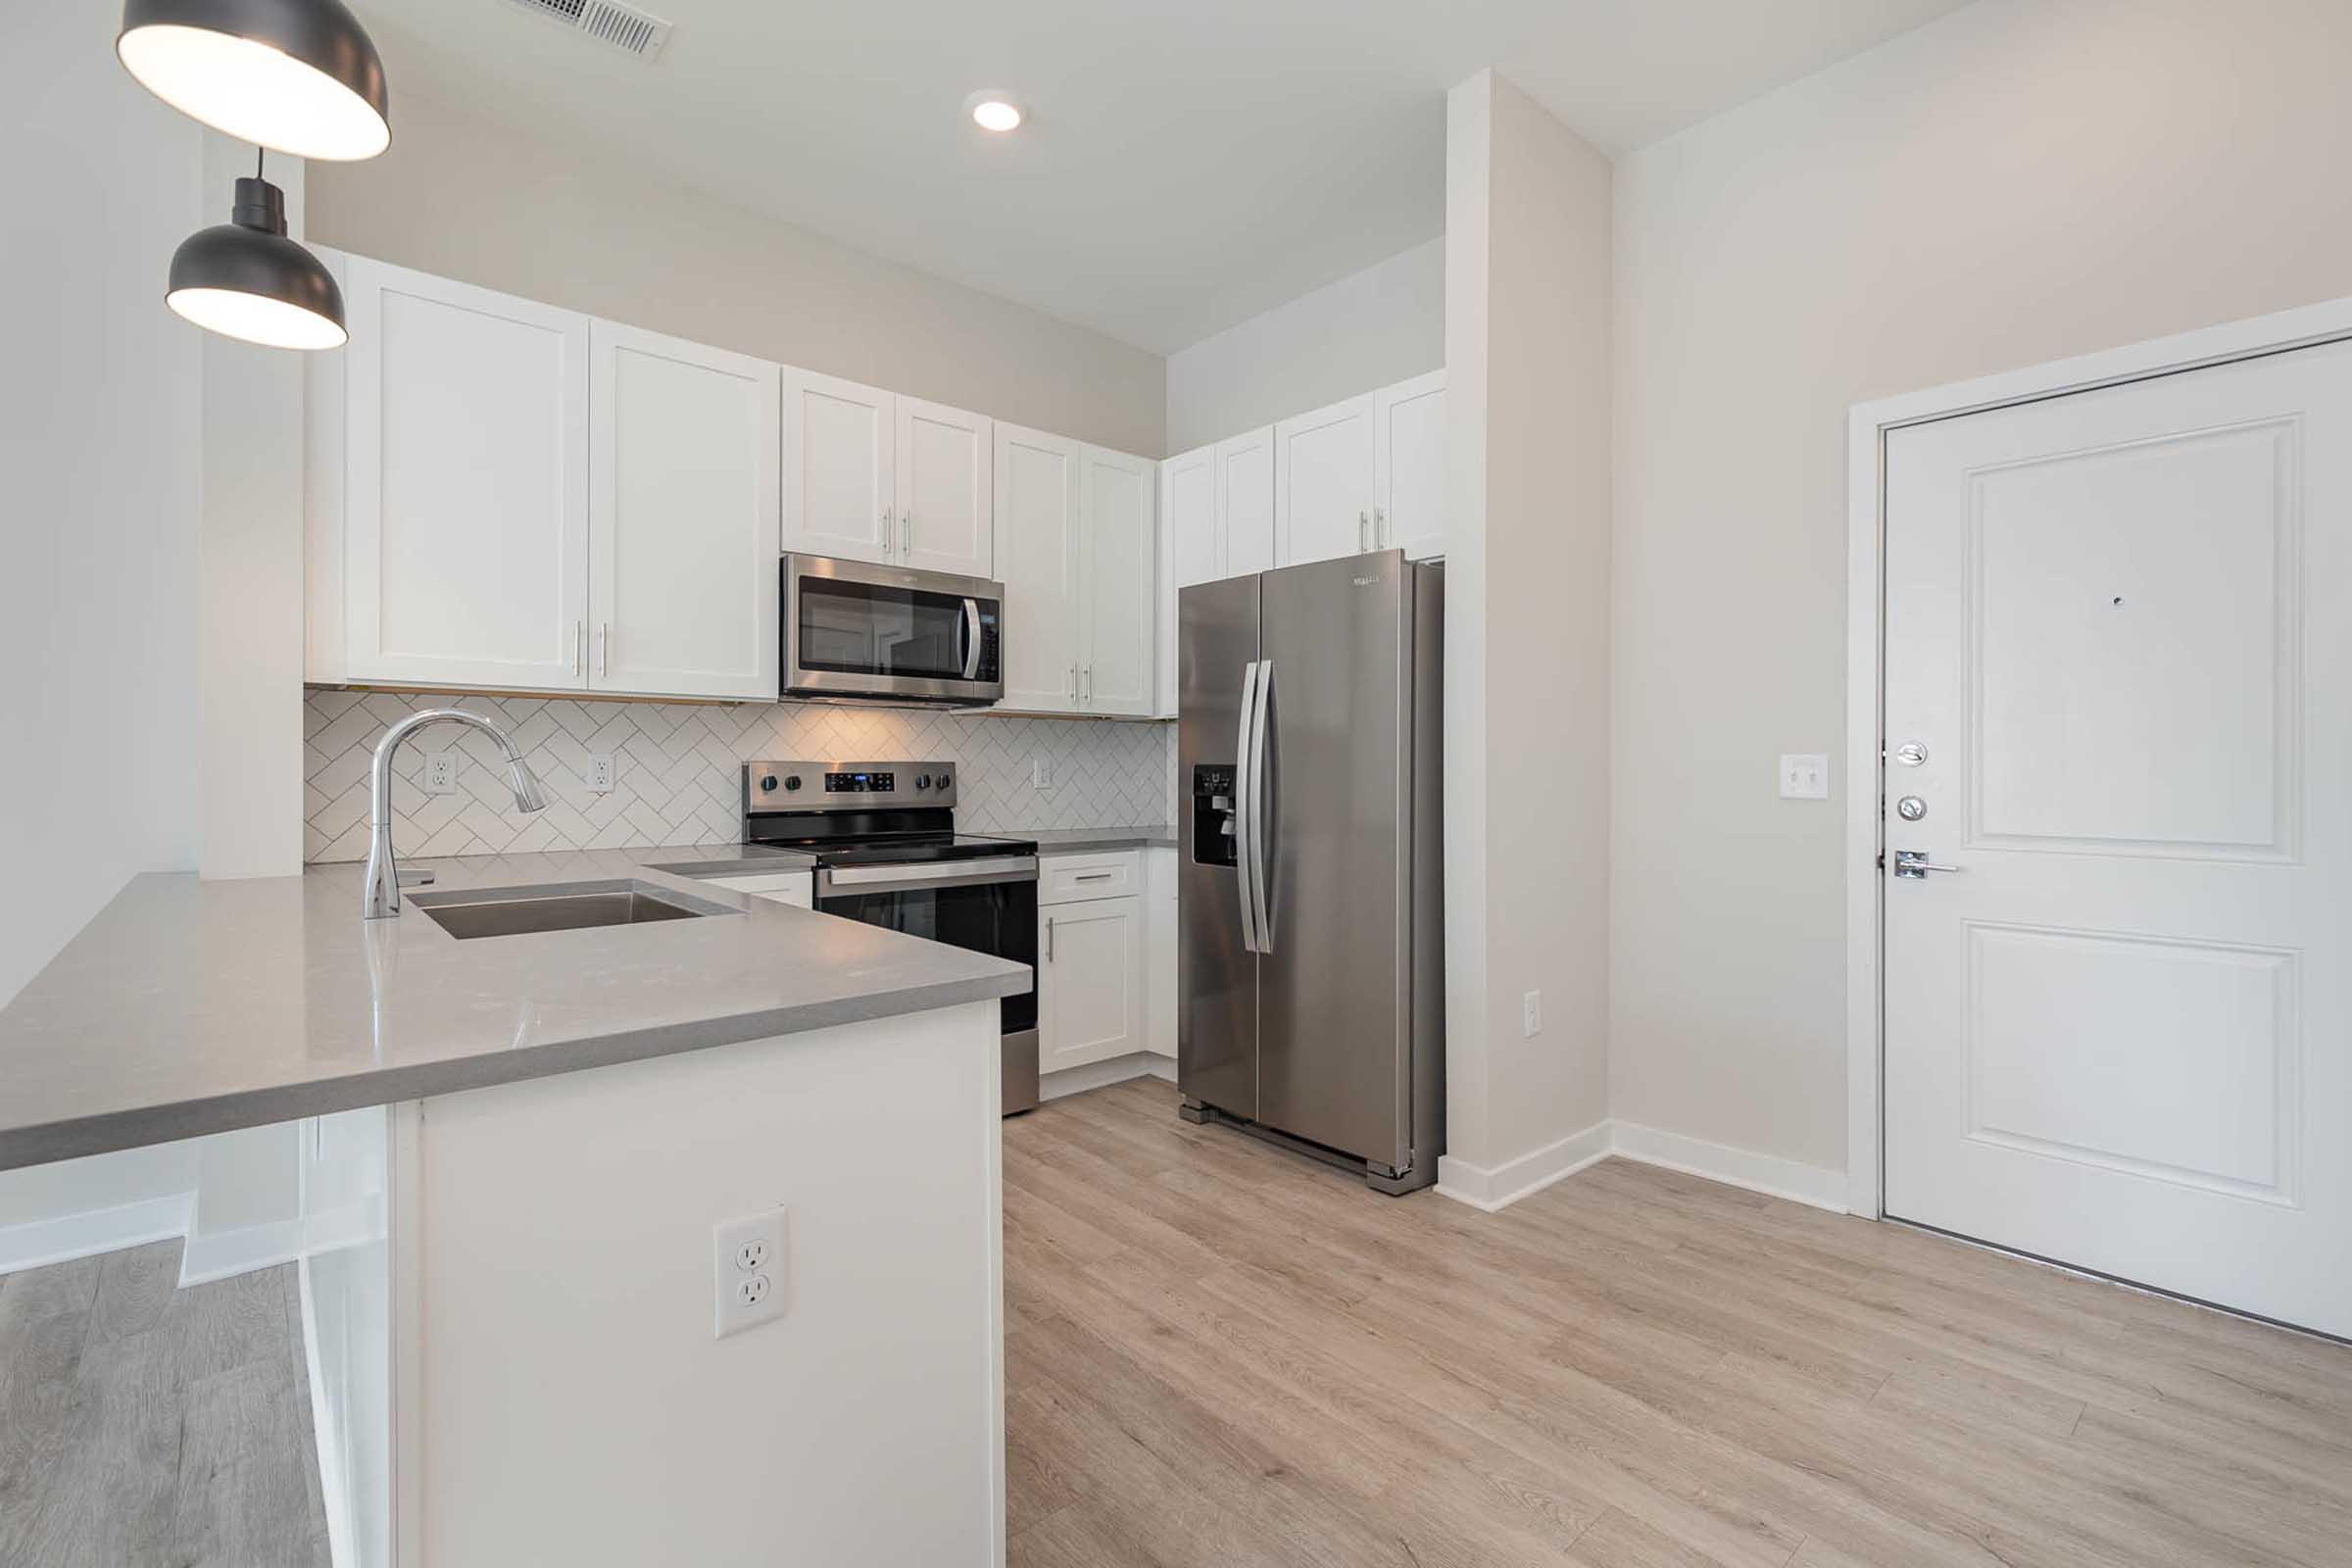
[{"xmin": 1842, "ymin": 293, "xmax": 2352, "ymax": 1220}]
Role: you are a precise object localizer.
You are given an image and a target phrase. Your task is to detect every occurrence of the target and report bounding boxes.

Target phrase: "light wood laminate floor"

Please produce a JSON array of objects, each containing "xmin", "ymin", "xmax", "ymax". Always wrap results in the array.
[
  {"xmin": 1004, "ymin": 1078, "xmax": 2352, "ymax": 1568},
  {"xmin": 0, "ymin": 1241, "xmax": 330, "ymax": 1568}
]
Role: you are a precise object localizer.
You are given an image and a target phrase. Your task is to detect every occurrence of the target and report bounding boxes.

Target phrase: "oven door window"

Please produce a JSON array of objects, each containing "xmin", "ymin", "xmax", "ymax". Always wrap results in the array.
[
  {"xmin": 818, "ymin": 880, "xmax": 1037, "ymax": 1032},
  {"xmin": 796, "ymin": 578, "xmax": 973, "ymax": 681}
]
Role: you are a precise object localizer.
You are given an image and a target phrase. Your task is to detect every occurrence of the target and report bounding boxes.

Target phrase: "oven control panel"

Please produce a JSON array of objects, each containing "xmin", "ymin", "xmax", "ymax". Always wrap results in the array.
[{"xmin": 744, "ymin": 760, "xmax": 956, "ymax": 810}]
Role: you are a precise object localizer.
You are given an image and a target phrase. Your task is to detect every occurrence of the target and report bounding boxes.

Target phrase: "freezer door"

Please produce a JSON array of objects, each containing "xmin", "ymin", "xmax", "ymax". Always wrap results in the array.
[
  {"xmin": 1177, "ymin": 574, "xmax": 1260, "ymax": 1120},
  {"xmin": 1255, "ymin": 551, "xmax": 1412, "ymax": 1168}
]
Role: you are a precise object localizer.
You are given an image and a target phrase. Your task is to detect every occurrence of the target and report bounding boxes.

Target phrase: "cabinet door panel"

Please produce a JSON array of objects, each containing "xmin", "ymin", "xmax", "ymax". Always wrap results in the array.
[
  {"xmin": 994, "ymin": 422, "xmax": 1082, "ymax": 712},
  {"xmin": 1041, "ymin": 898, "xmax": 1144, "ymax": 1072},
  {"xmin": 784, "ymin": 369, "xmax": 894, "ymax": 564},
  {"xmin": 345, "ymin": 257, "xmax": 589, "ymax": 689},
  {"xmin": 1374, "ymin": 370, "xmax": 1446, "ymax": 561},
  {"xmin": 1081, "ymin": 445, "xmax": 1156, "ymax": 717},
  {"xmin": 1274, "ymin": 395, "xmax": 1375, "ymax": 568},
  {"xmin": 590, "ymin": 321, "xmax": 780, "ymax": 700},
  {"xmin": 896, "ymin": 396, "xmax": 993, "ymax": 578},
  {"xmin": 1215, "ymin": 427, "xmax": 1276, "ymax": 577}
]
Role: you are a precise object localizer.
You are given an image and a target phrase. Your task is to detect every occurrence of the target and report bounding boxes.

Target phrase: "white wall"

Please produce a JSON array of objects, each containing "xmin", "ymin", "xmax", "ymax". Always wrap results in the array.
[
  {"xmin": 308, "ymin": 85, "xmax": 1164, "ymax": 458},
  {"xmin": 1439, "ymin": 73, "xmax": 1614, "ymax": 1203},
  {"xmin": 0, "ymin": 3, "xmax": 203, "ymax": 1011},
  {"xmin": 1611, "ymin": 0, "xmax": 2352, "ymax": 1178},
  {"xmin": 1164, "ymin": 237, "xmax": 1443, "ymax": 454}
]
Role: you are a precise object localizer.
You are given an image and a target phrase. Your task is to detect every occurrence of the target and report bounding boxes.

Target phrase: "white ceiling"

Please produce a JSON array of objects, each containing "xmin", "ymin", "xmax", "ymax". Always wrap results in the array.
[{"xmin": 355, "ymin": 0, "xmax": 1969, "ymax": 355}]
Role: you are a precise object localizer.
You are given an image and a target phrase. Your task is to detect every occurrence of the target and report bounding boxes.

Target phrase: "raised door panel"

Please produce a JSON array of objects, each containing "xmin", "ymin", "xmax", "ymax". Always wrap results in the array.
[
  {"xmin": 1041, "ymin": 897, "xmax": 1143, "ymax": 1072},
  {"xmin": 1146, "ymin": 849, "xmax": 1178, "ymax": 1059},
  {"xmin": 994, "ymin": 422, "xmax": 1082, "ymax": 713},
  {"xmin": 1081, "ymin": 445, "xmax": 1156, "ymax": 717},
  {"xmin": 344, "ymin": 257, "xmax": 590, "ymax": 689},
  {"xmin": 1273, "ymin": 395, "xmax": 1374, "ymax": 568},
  {"xmin": 1215, "ymin": 427, "xmax": 1276, "ymax": 577},
  {"xmin": 896, "ymin": 396, "xmax": 993, "ymax": 578},
  {"xmin": 589, "ymin": 321, "xmax": 780, "ymax": 701},
  {"xmin": 1374, "ymin": 370, "xmax": 1446, "ymax": 560},
  {"xmin": 783, "ymin": 369, "xmax": 894, "ymax": 565}
]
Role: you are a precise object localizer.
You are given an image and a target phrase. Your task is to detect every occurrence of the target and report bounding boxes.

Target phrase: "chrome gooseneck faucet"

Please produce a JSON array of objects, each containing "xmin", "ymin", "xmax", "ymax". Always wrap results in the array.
[{"xmin": 363, "ymin": 709, "xmax": 548, "ymax": 919}]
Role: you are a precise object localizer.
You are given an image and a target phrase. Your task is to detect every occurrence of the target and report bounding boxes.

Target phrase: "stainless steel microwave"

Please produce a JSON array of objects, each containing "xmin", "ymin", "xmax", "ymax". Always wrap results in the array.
[{"xmin": 781, "ymin": 554, "xmax": 1004, "ymax": 707}]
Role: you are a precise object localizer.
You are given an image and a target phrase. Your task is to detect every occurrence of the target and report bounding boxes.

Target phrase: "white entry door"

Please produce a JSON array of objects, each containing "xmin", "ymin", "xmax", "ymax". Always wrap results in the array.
[{"xmin": 1883, "ymin": 338, "xmax": 2352, "ymax": 1338}]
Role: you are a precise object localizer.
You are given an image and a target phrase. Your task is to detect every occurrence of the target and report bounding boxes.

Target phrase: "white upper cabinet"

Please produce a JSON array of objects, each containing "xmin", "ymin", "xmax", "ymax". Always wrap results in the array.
[
  {"xmin": 1079, "ymin": 445, "xmax": 1156, "ymax": 717},
  {"xmin": 1216, "ymin": 426, "xmax": 1276, "ymax": 577},
  {"xmin": 895, "ymin": 395, "xmax": 994, "ymax": 578},
  {"xmin": 1373, "ymin": 369, "xmax": 1446, "ymax": 560},
  {"xmin": 1273, "ymin": 394, "xmax": 1376, "ymax": 568},
  {"xmin": 588, "ymin": 321, "xmax": 781, "ymax": 701},
  {"xmin": 342, "ymin": 256, "xmax": 591, "ymax": 690},
  {"xmin": 995, "ymin": 422, "xmax": 1084, "ymax": 712},
  {"xmin": 783, "ymin": 368, "xmax": 895, "ymax": 565}
]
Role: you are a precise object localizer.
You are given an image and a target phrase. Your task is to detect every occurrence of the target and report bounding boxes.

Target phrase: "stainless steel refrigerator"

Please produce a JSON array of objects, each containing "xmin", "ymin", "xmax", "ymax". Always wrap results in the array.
[{"xmin": 1177, "ymin": 549, "xmax": 1444, "ymax": 1195}]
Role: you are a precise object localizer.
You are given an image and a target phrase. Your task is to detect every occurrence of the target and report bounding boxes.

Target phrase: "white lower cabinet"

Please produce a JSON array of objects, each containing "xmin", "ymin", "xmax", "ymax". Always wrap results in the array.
[
  {"xmin": 702, "ymin": 871, "xmax": 814, "ymax": 908},
  {"xmin": 1039, "ymin": 893, "xmax": 1144, "ymax": 1073}
]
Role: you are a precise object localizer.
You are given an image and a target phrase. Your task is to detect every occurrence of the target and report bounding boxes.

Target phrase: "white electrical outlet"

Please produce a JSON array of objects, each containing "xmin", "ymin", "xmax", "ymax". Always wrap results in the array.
[
  {"xmin": 1031, "ymin": 756, "xmax": 1054, "ymax": 790},
  {"xmin": 712, "ymin": 1206, "xmax": 790, "ymax": 1340},
  {"xmin": 424, "ymin": 752, "xmax": 460, "ymax": 795},
  {"xmin": 1522, "ymin": 989, "xmax": 1543, "ymax": 1038},
  {"xmin": 588, "ymin": 754, "xmax": 615, "ymax": 793},
  {"xmin": 1779, "ymin": 754, "xmax": 1830, "ymax": 801}
]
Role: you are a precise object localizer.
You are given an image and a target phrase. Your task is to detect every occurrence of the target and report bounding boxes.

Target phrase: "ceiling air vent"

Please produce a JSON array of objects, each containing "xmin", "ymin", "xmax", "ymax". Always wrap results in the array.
[{"xmin": 501, "ymin": 0, "xmax": 673, "ymax": 62}]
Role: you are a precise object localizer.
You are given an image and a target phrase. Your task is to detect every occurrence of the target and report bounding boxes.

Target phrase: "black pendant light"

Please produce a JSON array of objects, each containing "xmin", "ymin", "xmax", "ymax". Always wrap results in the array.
[
  {"xmin": 168, "ymin": 155, "xmax": 347, "ymax": 349},
  {"xmin": 118, "ymin": 0, "xmax": 390, "ymax": 350},
  {"xmin": 118, "ymin": 0, "xmax": 390, "ymax": 162}
]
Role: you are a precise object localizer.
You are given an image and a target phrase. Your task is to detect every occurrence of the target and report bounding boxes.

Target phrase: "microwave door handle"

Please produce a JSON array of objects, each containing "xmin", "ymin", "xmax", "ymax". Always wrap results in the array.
[
  {"xmin": 1234, "ymin": 661, "xmax": 1261, "ymax": 954},
  {"xmin": 960, "ymin": 598, "xmax": 982, "ymax": 681}
]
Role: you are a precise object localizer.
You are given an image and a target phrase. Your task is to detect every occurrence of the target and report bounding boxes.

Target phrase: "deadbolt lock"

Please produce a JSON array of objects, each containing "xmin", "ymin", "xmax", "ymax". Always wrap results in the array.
[{"xmin": 1896, "ymin": 795, "xmax": 1928, "ymax": 821}]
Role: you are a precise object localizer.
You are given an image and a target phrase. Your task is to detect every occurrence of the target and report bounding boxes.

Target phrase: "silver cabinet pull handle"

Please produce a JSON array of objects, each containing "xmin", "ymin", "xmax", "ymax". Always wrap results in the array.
[
  {"xmin": 597, "ymin": 621, "xmax": 611, "ymax": 678},
  {"xmin": 1084, "ymin": 664, "xmax": 1093, "ymax": 703},
  {"xmin": 880, "ymin": 507, "xmax": 892, "ymax": 557},
  {"xmin": 1358, "ymin": 509, "xmax": 1369, "ymax": 552},
  {"xmin": 902, "ymin": 512, "xmax": 911, "ymax": 557},
  {"xmin": 1374, "ymin": 505, "xmax": 1386, "ymax": 547},
  {"xmin": 1073, "ymin": 871, "xmax": 1112, "ymax": 882},
  {"xmin": 572, "ymin": 619, "xmax": 583, "ymax": 676},
  {"xmin": 1045, "ymin": 915, "xmax": 1054, "ymax": 961},
  {"xmin": 1892, "ymin": 850, "xmax": 1963, "ymax": 879}
]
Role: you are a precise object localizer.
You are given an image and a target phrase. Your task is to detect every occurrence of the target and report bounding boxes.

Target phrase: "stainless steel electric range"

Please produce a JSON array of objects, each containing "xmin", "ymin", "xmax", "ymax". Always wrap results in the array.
[{"xmin": 742, "ymin": 761, "xmax": 1040, "ymax": 1113}]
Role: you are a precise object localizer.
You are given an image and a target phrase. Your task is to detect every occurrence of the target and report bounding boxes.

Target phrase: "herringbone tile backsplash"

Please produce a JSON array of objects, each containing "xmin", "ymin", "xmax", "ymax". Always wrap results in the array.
[{"xmin": 304, "ymin": 689, "xmax": 1175, "ymax": 863}]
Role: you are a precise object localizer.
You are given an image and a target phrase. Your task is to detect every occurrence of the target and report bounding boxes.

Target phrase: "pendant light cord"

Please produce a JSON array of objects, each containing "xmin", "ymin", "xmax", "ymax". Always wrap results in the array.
[{"xmin": 256, "ymin": 146, "xmax": 266, "ymax": 179}]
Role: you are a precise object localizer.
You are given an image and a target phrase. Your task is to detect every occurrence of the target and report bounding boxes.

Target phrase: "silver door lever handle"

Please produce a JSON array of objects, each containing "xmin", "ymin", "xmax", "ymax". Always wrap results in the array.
[{"xmin": 1893, "ymin": 851, "xmax": 1962, "ymax": 879}]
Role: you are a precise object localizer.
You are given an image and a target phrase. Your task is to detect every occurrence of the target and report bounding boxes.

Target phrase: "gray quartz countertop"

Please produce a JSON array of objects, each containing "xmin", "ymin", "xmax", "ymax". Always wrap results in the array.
[
  {"xmin": 1020, "ymin": 826, "xmax": 1177, "ymax": 852},
  {"xmin": 0, "ymin": 844, "xmax": 1029, "ymax": 1172}
]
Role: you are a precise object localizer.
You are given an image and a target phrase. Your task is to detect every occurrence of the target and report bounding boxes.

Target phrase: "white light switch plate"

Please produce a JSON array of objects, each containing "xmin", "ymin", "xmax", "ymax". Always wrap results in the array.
[
  {"xmin": 1779, "ymin": 754, "xmax": 1830, "ymax": 801},
  {"xmin": 712, "ymin": 1206, "xmax": 790, "ymax": 1340},
  {"xmin": 1522, "ymin": 990, "xmax": 1542, "ymax": 1038},
  {"xmin": 423, "ymin": 752, "xmax": 459, "ymax": 795}
]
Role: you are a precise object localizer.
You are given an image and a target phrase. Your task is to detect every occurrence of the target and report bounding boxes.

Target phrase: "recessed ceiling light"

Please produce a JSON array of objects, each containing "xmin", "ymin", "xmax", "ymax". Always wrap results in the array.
[{"xmin": 965, "ymin": 90, "xmax": 1024, "ymax": 133}]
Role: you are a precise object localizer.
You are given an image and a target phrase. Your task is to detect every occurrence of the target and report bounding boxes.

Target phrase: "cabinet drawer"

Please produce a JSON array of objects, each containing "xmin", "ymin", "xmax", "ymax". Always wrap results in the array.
[
  {"xmin": 704, "ymin": 872, "xmax": 813, "ymax": 908},
  {"xmin": 1038, "ymin": 850, "xmax": 1141, "ymax": 905}
]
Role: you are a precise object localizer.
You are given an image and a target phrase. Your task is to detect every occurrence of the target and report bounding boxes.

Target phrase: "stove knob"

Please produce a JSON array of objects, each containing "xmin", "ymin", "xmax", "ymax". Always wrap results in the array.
[
  {"xmin": 784, "ymin": 775, "xmax": 803, "ymax": 792},
  {"xmin": 759, "ymin": 774, "xmax": 778, "ymax": 792},
  {"xmin": 914, "ymin": 774, "xmax": 932, "ymax": 791},
  {"xmin": 935, "ymin": 772, "xmax": 951, "ymax": 791}
]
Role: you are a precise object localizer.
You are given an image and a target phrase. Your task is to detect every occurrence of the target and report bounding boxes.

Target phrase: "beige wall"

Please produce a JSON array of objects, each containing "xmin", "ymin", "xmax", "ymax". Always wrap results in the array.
[
  {"xmin": 1441, "ymin": 73, "xmax": 1613, "ymax": 1196},
  {"xmin": 1164, "ymin": 237, "xmax": 1444, "ymax": 454},
  {"xmin": 310, "ymin": 87, "xmax": 1165, "ymax": 457},
  {"xmin": 1611, "ymin": 0, "xmax": 2352, "ymax": 1177}
]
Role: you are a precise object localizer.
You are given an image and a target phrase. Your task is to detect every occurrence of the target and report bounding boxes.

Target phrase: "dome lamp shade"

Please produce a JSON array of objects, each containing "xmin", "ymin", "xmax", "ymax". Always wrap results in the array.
[
  {"xmin": 168, "ymin": 175, "xmax": 348, "ymax": 350},
  {"xmin": 118, "ymin": 0, "xmax": 390, "ymax": 162}
]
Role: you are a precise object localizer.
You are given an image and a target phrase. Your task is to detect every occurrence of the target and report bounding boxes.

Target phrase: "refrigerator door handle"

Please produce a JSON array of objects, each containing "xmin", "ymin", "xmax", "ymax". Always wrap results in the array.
[
  {"xmin": 1234, "ymin": 660, "xmax": 1262, "ymax": 953},
  {"xmin": 1248, "ymin": 659, "xmax": 1274, "ymax": 951}
]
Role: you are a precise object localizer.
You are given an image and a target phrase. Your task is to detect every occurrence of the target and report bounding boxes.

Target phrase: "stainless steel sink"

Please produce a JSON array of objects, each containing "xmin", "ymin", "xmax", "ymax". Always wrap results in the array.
[{"xmin": 410, "ymin": 880, "xmax": 731, "ymax": 941}]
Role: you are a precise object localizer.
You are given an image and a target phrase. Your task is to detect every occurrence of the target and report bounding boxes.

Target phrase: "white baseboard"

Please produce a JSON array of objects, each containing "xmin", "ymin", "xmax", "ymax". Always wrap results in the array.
[
  {"xmin": 1040, "ymin": 1052, "xmax": 1171, "ymax": 1102},
  {"xmin": 0, "ymin": 1193, "xmax": 193, "ymax": 1276},
  {"xmin": 297, "ymin": 1255, "xmax": 356, "ymax": 1568},
  {"xmin": 179, "ymin": 1217, "xmax": 305, "ymax": 1286},
  {"xmin": 1610, "ymin": 1121, "xmax": 1849, "ymax": 1213},
  {"xmin": 1436, "ymin": 1119, "xmax": 1612, "ymax": 1212}
]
